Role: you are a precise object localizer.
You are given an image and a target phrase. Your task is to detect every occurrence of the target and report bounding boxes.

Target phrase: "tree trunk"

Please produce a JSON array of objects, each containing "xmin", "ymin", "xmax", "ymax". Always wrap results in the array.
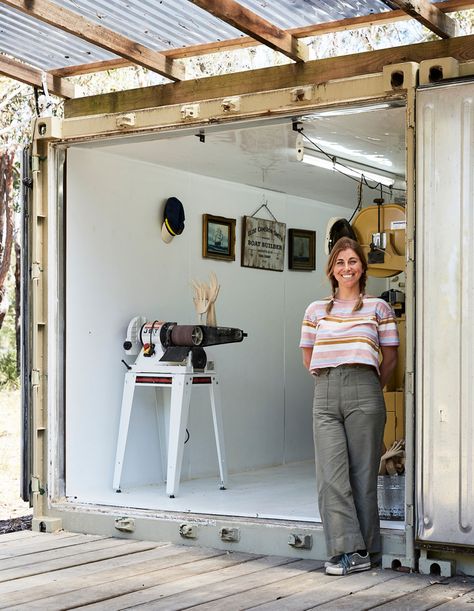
[
  {"xmin": 15, "ymin": 240, "xmax": 21, "ymax": 374},
  {"xmin": 0, "ymin": 151, "xmax": 15, "ymax": 333}
]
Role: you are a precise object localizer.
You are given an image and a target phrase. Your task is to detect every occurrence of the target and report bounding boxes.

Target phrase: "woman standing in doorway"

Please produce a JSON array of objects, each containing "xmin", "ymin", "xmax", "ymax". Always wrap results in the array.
[{"xmin": 300, "ymin": 237, "xmax": 398, "ymax": 576}]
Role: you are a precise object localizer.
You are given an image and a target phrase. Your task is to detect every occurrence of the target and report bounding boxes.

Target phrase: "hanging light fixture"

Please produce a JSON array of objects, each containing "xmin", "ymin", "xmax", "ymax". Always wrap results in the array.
[{"xmin": 300, "ymin": 149, "xmax": 397, "ymax": 187}]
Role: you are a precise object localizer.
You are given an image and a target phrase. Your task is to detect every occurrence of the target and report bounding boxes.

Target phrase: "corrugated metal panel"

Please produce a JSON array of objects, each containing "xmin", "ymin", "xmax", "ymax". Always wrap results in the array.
[
  {"xmin": 416, "ymin": 80, "xmax": 474, "ymax": 547},
  {"xmin": 239, "ymin": 0, "xmax": 393, "ymax": 29},
  {"xmin": 51, "ymin": 0, "xmax": 242, "ymax": 48},
  {"xmin": 0, "ymin": 5, "xmax": 116, "ymax": 70},
  {"xmin": 0, "ymin": 0, "xmax": 454, "ymax": 73}
]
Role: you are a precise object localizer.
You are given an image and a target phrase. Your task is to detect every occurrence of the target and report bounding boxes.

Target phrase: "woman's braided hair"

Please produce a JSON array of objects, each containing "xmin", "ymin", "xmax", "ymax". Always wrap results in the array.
[{"xmin": 325, "ymin": 237, "xmax": 367, "ymax": 314}]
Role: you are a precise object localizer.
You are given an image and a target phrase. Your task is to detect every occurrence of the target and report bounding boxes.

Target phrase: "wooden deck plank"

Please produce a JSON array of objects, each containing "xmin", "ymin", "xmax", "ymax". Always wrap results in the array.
[
  {"xmin": 244, "ymin": 569, "xmax": 402, "ymax": 610},
  {"xmin": 0, "ymin": 532, "xmax": 471, "ymax": 610},
  {"xmin": 309, "ymin": 572, "xmax": 437, "ymax": 610},
  {"xmin": 134, "ymin": 559, "xmax": 325, "ymax": 611},
  {"xmin": 0, "ymin": 538, "xmax": 167, "ymax": 583},
  {"xmin": 184, "ymin": 569, "xmax": 336, "ymax": 610},
  {"xmin": 77, "ymin": 555, "xmax": 296, "ymax": 611},
  {"xmin": 0, "ymin": 531, "xmax": 39, "ymax": 543},
  {"xmin": 9, "ymin": 550, "xmax": 254, "ymax": 610},
  {"xmin": 0, "ymin": 532, "xmax": 101, "ymax": 556},
  {"xmin": 373, "ymin": 576, "xmax": 474, "ymax": 610},
  {"xmin": 435, "ymin": 588, "xmax": 474, "ymax": 608},
  {"xmin": 0, "ymin": 544, "xmax": 212, "ymax": 600},
  {"xmin": 0, "ymin": 543, "xmax": 181, "ymax": 595},
  {"xmin": 0, "ymin": 536, "xmax": 138, "ymax": 571}
]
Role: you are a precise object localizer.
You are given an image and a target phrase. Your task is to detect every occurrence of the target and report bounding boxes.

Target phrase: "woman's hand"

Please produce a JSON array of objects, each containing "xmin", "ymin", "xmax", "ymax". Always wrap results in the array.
[
  {"xmin": 301, "ymin": 347, "xmax": 312, "ymax": 371},
  {"xmin": 379, "ymin": 345, "xmax": 398, "ymax": 388}
]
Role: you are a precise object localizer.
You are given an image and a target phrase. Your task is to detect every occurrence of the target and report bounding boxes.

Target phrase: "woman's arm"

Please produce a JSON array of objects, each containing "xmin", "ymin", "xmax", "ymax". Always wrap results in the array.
[
  {"xmin": 379, "ymin": 345, "xmax": 398, "ymax": 388},
  {"xmin": 301, "ymin": 347, "xmax": 313, "ymax": 371}
]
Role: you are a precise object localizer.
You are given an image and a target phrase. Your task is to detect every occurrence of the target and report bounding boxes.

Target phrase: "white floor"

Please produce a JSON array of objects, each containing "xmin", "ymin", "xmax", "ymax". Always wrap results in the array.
[{"xmin": 68, "ymin": 460, "xmax": 404, "ymax": 529}]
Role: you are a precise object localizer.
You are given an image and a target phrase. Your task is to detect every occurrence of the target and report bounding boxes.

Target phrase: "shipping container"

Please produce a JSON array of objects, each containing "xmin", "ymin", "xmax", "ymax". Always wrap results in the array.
[{"xmin": 23, "ymin": 54, "xmax": 474, "ymax": 576}]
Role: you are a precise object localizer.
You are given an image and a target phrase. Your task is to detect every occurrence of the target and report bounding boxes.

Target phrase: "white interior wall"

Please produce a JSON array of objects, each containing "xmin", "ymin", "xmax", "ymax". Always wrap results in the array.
[{"xmin": 65, "ymin": 146, "xmax": 352, "ymax": 498}]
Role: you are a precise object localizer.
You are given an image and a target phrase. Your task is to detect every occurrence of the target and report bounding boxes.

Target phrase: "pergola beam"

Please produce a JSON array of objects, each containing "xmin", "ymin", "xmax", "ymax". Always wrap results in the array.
[
  {"xmin": 0, "ymin": 54, "xmax": 76, "ymax": 98},
  {"xmin": 188, "ymin": 0, "xmax": 308, "ymax": 62},
  {"xmin": 381, "ymin": 0, "xmax": 458, "ymax": 38},
  {"xmin": 49, "ymin": 0, "xmax": 474, "ymax": 77},
  {"xmin": 0, "ymin": 0, "xmax": 184, "ymax": 81},
  {"xmin": 64, "ymin": 33, "xmax": 474, "ymax": 119}
]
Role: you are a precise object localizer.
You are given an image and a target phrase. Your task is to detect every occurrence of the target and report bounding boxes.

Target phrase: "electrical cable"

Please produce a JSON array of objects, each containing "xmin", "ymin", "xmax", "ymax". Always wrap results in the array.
[
  {"xmin": 348, "ymin": 177, "xmax": 364, "ymax": 223},
  {"xmin": 297, "ymin": 128, "xmax": 405, "ymax": 197}
]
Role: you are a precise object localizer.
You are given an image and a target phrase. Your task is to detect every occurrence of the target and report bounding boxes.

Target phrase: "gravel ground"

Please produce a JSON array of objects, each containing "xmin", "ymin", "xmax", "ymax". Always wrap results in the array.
[{"xmin": 0, "ymin": 389, "xmax": 32, "ymax": 528}]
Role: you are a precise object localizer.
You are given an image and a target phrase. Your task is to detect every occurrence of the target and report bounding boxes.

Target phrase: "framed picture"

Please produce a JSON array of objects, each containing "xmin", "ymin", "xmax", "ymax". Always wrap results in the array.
[
  {"xmin": 288, "ymin": 229, "xmax": 316, "ymax": 271},
  {"xmin": 202, "ymin": 214, "xmax": 236, "ymax": 261}
]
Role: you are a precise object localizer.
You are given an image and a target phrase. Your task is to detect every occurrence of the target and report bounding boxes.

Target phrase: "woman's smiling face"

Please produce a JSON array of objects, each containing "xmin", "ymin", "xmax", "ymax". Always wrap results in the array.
[{"xmin": 332, "ymin": 248, "xmax": 363, "ymax": 291}]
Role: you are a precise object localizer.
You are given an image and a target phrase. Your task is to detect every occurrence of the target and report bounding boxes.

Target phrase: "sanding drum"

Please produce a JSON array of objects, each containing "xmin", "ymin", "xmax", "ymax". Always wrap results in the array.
[{"xmin": 159, "ymin": 323, "xmax": 247, "ymax": 369}]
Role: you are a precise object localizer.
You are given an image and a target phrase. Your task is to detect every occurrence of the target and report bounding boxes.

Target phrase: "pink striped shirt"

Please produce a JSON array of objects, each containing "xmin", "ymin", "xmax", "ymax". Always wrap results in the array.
[{"xmin": 299, "ymin": 297, "xmax": 399, "ymax": 373}]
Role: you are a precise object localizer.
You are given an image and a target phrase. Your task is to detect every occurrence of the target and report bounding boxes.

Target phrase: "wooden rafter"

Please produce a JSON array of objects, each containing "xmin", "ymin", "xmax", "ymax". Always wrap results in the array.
[
  {"xmin": 381, "ymin": 0, "xmax": 458, "ymax": 38},
  {"xmin": 0, "ymin": 54, "xmax": 75, "ymax": 98},
  {"xmin": 0, "ymin": 0, "xmax": 184, "ymax": 81},
  {"xmin": 49, "ymin": 0, "xmax": 474, "ymax": 77},
  {"xmin": 188, "ymin": 0, "xmax": 308, "ymax": 62},
  {"xmin": 64, "ymin": 33, "xmax": 474, "ymax": 119}
]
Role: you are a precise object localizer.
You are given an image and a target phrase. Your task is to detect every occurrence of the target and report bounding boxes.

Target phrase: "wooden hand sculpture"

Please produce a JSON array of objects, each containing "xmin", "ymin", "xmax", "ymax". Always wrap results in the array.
[{"xmin": 192, "ymin": 272, "xmax": 220, "ymax": 327}]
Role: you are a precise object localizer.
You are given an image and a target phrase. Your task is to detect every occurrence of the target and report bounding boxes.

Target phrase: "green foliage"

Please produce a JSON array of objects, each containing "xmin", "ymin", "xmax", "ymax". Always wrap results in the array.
[
  {"xmin": 0, "ymin": 261, "xmax": 18, "ymax": 388},
  {"xmin": 0, "ymin": 350, "xmax": 19, "ymax": 390}
]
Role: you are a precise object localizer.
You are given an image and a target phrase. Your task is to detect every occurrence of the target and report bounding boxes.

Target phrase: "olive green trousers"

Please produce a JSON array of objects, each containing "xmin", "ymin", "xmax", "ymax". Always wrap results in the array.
[{"xmin": 313, "ymin": 365, "xmax": 386, "ymax": 558}]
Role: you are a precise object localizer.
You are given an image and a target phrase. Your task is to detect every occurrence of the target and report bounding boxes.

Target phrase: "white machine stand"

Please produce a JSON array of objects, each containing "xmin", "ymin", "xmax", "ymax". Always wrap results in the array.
[{"xmin": 113, "ymin": 317, "xmax": 228, "ymax": 497}]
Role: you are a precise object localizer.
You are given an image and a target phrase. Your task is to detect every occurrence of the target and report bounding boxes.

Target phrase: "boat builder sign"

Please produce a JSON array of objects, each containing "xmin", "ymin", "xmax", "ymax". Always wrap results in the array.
[{"xmin": 241, "ymin": 216, "xmax": 286, "ymax": 272}]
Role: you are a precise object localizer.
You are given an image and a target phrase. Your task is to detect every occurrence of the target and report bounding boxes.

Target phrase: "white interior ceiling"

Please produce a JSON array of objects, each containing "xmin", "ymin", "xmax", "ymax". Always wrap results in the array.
[{"xmin": 79, "ymin": 103, "xmax": 406, "ymax": 209}]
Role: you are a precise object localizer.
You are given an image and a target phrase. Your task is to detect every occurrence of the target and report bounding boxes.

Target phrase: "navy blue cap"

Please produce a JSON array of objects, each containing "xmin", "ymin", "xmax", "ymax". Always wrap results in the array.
[{"xmin": 162, "ymin": 197, "xmax": 185, "ymax": 243}]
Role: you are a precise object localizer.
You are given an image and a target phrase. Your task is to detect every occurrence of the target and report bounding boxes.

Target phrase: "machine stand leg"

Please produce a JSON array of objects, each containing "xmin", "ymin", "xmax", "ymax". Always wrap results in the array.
[
  {"xmin": 113, "ymin": 371, "xmax": 136, "ymax": 491},
  {"xmin": 209, "ymin": 377, "xmax": 228, "ymax": 489},
  {"xmin": 166, "ymin": 375, "xmax": 193, "ymax": 497}
]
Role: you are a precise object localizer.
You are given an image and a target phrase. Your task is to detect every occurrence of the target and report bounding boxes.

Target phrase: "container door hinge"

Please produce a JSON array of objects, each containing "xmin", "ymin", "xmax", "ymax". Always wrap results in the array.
[
  {"xmin": 407, "ymin": 239, "xmax": 415, "ymax": 262},
  {"xmin": 31, "ymin": 369, "xmax": 41, "ymax": 387},
  {"xmin": 32, "ymin": 155, "xmax": 40, "ymax": 174},
  {"xmin": 407, "ymin": 105, "xmax": 415, "ymax": 130},
  {"xmin": 406, "ymin": 371, "xmax": 414, "ymax": 395},
  {"xmin": 31, "ymin": 476, "xmax": 45, "ymax": 495},
  {"xmin": 31, "ymin": 261, "xmax": 42, "ymax": 280}
]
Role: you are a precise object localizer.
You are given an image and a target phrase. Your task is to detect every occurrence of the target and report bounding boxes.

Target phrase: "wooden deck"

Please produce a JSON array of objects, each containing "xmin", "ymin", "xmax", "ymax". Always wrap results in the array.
[{"xmin": 0, "ymin": 531, "xmax": 474, "ymax": 610}]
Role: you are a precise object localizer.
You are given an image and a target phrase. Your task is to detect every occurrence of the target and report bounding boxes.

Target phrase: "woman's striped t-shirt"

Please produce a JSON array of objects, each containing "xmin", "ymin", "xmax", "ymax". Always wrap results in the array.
[{"xmin": 299, "ymin": 297, "xmax": 399, "ymax": 373}]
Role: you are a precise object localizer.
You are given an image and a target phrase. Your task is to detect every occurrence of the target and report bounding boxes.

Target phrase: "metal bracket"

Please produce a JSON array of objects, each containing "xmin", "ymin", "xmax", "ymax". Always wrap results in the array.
[
  {"xmin": 114, "ymin": 517, "xmax": 136, "ymax": 533},
  {"xmin": 181, "ymin": 104, "xmax": 200, "ymax": 120},
  {"xmin": 290, "ymin": 86, "xmax": 313, "ymax": 103},
  {"xmin": 31, "ymin": 369, "xmax": 41, "ymax": 387},
  {"xmin": 116, "ymin": 113, "xmax": 136, "ymax": 129},
  {"xmin": 219, "ymin": 527, "xmax": 240, "ymax": 542},
  {"xmin": 288, "ymin": 534, "xmax": 312, "ymax": 550},
  {"xmin": 221, "ymin": 97, "xmax": 241, "ymax": 112},
  {"xmin": 179, "ymin": 523, "xmax": 198, "ymax": 539},
  {"xmin": 31, "ymin": 156, "xmax": 40, "ymax": 174},
  {"xmin": 31, "ymin": 261, "xmax": 42, "ymax": 280}
]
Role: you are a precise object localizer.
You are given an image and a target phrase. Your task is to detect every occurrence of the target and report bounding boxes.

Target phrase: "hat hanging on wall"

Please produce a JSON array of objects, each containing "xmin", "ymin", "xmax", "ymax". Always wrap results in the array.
[{"xmin": 161, "ymin": 197, "xmax": 185, "ymax": 243}]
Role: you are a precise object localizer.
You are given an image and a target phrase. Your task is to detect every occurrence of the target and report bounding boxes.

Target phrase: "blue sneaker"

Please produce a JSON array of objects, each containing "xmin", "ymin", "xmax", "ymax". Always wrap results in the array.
[{"xmin": 325, "ymin": 551, "xmax": 371, "ymax": 575}]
